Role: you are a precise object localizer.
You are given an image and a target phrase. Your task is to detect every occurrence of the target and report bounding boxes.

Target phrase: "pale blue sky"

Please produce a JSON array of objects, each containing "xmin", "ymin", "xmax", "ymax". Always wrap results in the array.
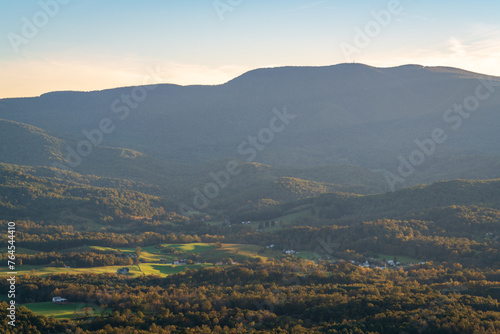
[{"xmin": 1, "ymin": 0, "xmax": 499, "ymax": 98}]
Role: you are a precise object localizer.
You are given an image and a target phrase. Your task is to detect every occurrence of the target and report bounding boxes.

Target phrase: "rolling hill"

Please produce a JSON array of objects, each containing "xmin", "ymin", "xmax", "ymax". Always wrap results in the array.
[
  {"xmin": 0, "ymin": 119, "xmax": 390, "ymax": 217},
  {"xmin": 259, "ymin": 178, "xmax": 500, "ymax": 228}
]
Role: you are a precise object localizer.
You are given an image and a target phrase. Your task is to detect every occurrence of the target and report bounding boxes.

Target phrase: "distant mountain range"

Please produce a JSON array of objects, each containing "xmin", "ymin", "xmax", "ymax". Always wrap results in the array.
[{"xmin": 1, "ymin": 63, "xmax": 500, "ymax": 213}]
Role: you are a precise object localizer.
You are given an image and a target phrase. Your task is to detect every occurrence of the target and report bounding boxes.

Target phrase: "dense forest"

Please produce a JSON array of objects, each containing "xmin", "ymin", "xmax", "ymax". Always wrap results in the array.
[{"xmin": 2, "ymin": 152, "xmax": 500, "ymax": 333}]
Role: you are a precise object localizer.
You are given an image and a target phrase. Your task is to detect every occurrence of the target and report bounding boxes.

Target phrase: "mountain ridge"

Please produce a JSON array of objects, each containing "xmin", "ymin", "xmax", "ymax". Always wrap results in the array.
[{"xmin": 1, "ymin": 63, "xmax": 500, "ymax": 193}]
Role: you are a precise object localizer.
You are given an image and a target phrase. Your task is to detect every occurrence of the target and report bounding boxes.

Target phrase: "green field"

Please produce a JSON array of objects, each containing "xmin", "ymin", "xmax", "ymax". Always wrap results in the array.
[
  {"xmin": 139, "ymin": 263, "xmax": 212, "ymax": 275},
  {"xmin": 89, "ymin": 243, "xmax": 216, "ymax": 263},
  {"xmin": 278, "ymin": 207, "xmax": 314, "ymax": 223},
  {"xmin": 0, "ymin": 264, "xmax": 142, "ymax": 277},
  {"xmin": 0, "ymin": 263, "xmax": 215, "ymax": 278},
  {"xmin": 23, "ymin": 302, "xmax": 107, "ymax": 320},
  {"xmin": 293, "ymin": 251, "xmax": 322, "ymax": 260},
  {"xmin": 0, "ymin": 243, "xmax": 275, "ymax": 278},
  {"xmin": 163, "ymin": 243, "xmax": 215, "ymax": 253},
  {"xmin": 258, "ymin": 206, "xmax": 319, "ymax": 232}
]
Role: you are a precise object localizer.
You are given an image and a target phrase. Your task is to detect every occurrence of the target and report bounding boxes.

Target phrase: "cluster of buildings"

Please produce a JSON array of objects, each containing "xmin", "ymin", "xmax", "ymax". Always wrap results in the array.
[{"xmin": 346, "ymin": 259, "xmax": 426, "ymax": 270}]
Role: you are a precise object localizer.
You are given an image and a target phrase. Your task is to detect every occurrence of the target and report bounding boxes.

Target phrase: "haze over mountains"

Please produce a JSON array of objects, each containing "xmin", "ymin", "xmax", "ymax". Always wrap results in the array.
[{"xmin": 1, "ymin": 63, "xmax": 500, "ymax": 213}]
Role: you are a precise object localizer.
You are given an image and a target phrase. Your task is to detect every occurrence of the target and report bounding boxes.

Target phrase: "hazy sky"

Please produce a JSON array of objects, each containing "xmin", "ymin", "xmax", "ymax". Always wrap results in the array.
[{"xmin": 1, "ymin": 0, "xmax": 499, "ymax": 98}]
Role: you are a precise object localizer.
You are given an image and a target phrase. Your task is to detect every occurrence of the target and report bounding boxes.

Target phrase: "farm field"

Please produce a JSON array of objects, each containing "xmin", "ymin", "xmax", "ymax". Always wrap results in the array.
[
  {"xmin": 138, "ymin": 263, "xmax": 212, "ymax": 275},
  {"xmin": 90, "ymin": 242, "xmax": 216, "ymax": 262},
  {"xmin": 0, "ymin": 243, "xmax": 282, "ymax": 278},
  {"xmin": 22, "ymin": 302, "xmax": 107, "ymax": 320},
  {"xmin": 0, "ymin": 263, "xmax": 214, "ymax": 278}
]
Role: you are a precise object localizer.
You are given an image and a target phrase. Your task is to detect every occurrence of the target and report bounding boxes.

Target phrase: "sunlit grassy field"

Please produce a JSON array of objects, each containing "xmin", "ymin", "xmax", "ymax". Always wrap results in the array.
[
  {"xmin": 0, "ymin": 263, "xmax": 215, "ymax": 277},
  {"xmin": 22, "ymin": 302, "xmax": 106, "ymax": 320},
  {"xmin": 0, "ymin": 243, "xmax": 273, "ymax": 278},
  {"xmin": 138, "ymin": 263, "xmax": 212, "ymax": 275},
  {"xmin": 89, "ymin": 243, "xmax": 215, "ymax": 262},
  {"xmin": 0, "ymin": 264, "xmax": 142, "ymax": 277}
]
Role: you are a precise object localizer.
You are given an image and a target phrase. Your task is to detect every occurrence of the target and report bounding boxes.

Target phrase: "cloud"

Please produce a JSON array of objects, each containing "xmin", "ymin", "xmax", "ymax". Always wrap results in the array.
[
  {"xmin": 364, "ymin": 25, "xmax": 500, "ymax": 76},
  {"xmin": 447, "ymin": 37, "xmax": 466, "ymax": 57}
]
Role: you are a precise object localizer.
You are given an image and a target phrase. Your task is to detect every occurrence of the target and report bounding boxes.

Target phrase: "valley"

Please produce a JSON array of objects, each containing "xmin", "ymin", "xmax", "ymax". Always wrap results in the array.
[{"xmin": 1, "ymin": 64, "xmax": 500, "ymax": 333}]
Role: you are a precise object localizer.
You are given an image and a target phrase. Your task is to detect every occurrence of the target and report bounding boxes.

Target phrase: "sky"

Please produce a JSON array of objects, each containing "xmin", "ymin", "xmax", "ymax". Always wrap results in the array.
[{"xmin": 1, "ymin": 0, "xmax": 500, "ymax": 98}]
